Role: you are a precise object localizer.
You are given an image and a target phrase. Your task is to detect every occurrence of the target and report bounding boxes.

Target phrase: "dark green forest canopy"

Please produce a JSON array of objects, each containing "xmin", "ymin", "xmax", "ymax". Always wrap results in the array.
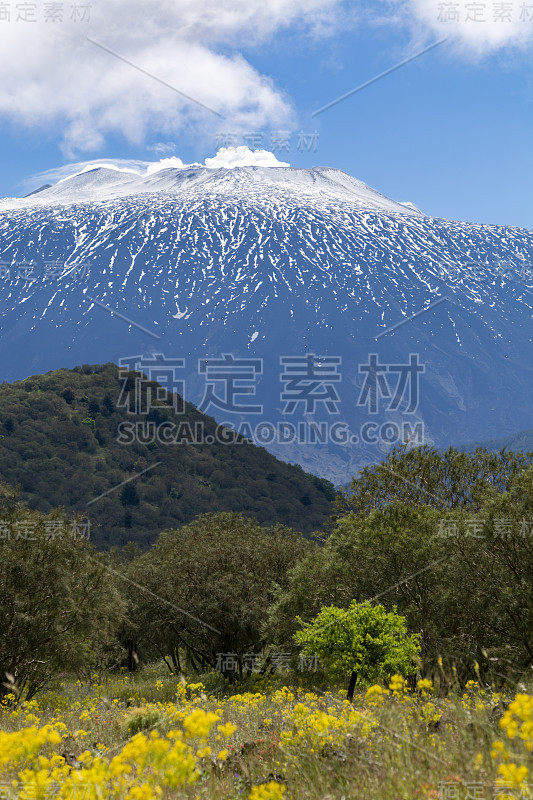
[{"xmin": 0, "ymin": 364, "xmax": 335, "ymax": 548}]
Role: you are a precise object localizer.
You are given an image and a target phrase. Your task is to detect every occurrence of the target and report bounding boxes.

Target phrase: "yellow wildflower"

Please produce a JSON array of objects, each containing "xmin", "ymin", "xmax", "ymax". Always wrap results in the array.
[{"xmin": 249, "ymin": 781, "xmax": 286, "ymax": 800}]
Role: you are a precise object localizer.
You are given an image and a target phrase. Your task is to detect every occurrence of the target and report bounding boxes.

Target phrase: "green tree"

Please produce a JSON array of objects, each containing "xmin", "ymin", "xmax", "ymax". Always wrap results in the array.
[
  {"xmin": 127, "ymin": 512, "xmax": 311, "ymax": 675},
  {"xmin": 102, "ymin": 394, "xmax": 114, "ymax": 415},
  {"xmin": 61, "ymin": 387, "xmax": 74, "ymax": 404},
  {"xmin": 442, "ymin": 465, "xmax": 533, "ymax": 682},
  {"xmin": 275, "ymin": 463, "xmax": 533, "ymax": 685},
  {"xmin": 294, "ymin": 601, "xmax": 420, "ymax": 701},
  {"xmin": 267, "ymin": 504, "xmax": 446, "ymax": 661},
  {"xmin": 121, "ymin": 484, "xmax": 140, "ymax": 506},
  {"xmin": 335, "ymin": 444, "xmax": 532, "ymax": 519},
  {"xmin": 0, "ymin": 481, "xmax": 126, "ymax": 700}
]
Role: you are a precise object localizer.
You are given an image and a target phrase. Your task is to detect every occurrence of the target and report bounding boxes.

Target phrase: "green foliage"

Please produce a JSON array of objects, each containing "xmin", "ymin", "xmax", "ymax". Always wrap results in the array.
[
  {"xmin": 443, "ymin": 465, "xmax": 533, "ymax": 681},
  {"xmin": 121, "ymin": 484, "xmax": 140, "ymax": 507},
  {"xmin": 272, "ymin": 445, "xmax": 533, "ymax": 683},
  {"xmin": 61, "ymin": 387, "xmax": 74, "ymax": 404},
  {"xmin": 0, "ymin": 364, "xmax": 334, "ymax": 549},
  {"xmin": 294, "ymin": 601, "xmax": 420, "ymax": 692},
  {"xmin": 0, "ymin": 482, "xmax": 126, "ymax": 700},
  {"xmin": 88, "ymin": 400, "xmax": 100, "ymax": 416},
  {"xmin": 335, "ymin": 443, "xmax": 532, "ymax": 518},
  {"xmin": 126, "ymin": 512, "xmax": 312, "ymax": 673},
  {"xmin": 121, "ymin": 705, "xmax": 166, "ymax": 737},
  {"xmin": 3, "ymin": 368, "xmax": 533, "ymax": 697}
]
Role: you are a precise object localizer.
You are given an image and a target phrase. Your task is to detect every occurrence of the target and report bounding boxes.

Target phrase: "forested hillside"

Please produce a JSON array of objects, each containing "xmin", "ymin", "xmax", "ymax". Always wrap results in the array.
[
  {"xmin": 0, "ymin": 363, "xmax": 334, "ymax": 548},
  {"xmin": 462, "ymin": 428, "xmax": 533, "ymax": 454}
]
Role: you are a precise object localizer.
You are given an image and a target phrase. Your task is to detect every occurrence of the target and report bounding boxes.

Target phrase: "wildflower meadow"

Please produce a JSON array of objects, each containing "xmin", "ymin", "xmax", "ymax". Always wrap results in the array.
[{"xmin": 0, "ymin": 664, "xmax": 532, "ymax": 800}]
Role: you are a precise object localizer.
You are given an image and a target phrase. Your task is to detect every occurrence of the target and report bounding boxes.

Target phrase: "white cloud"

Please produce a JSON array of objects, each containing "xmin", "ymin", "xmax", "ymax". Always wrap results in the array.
[
  {"xmin": 205, "ymin": 146, "xmax": 290, "ymax": 168},
  {"xmin": 146, "ymin": 157, "xmax": 190, "ymax": 174},
  {"xmin": 0, "ymin": 0, "xmax": 341, "ymax": 155},
  {"xmin": 383, "ymin": 0, "xmax": 533, "ymax": 55},
  {"xmin": 5, "ymin": 0, "xmax": 528, "ymax": 158}
]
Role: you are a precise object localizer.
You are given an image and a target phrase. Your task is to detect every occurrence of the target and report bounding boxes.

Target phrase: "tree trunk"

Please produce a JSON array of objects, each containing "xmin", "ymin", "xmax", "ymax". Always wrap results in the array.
[
  {"xmin": 162, "ymin": 656, "xmax": 174, "ymax": 674},
  {"xmin": 127, "ymin": 639, "xmax": 138, "ymax": 672},
  {"xmin": 171, "ymin": 648, "xmax": 181, "ymax": 674},
  {"xmin": 347, "ymin": 670, "xmax": 357, "ymax": 702}
]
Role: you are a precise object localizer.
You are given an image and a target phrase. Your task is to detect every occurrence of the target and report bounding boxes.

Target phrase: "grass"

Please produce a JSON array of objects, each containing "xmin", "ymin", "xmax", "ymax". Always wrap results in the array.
[{"xmin": 0, "ymin": 663, "xmax": 531, "ymax": 800}]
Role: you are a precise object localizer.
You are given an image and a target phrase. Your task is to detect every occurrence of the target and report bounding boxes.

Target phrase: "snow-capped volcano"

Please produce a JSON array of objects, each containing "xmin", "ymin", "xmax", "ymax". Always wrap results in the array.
[
  {"xmin": 0, "ymin": 162, "xmax": 532, "ymax": 483},
  {"xmin": 4, "ymin": 164, "xmax": 421, "ymax": 215}
]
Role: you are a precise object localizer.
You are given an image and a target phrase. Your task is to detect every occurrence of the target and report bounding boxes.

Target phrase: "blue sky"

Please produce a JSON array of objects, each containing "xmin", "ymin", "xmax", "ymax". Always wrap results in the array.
[{"xmin": 0, "ymin": 0, "xmax": 531, "ymax": 228}]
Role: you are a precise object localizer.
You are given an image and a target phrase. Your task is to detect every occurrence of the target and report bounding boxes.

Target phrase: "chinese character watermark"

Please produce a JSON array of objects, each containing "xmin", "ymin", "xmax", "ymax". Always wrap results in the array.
[
  {"xmin": 435, "ymin": 517, "xmax": 533, "ymax": 540},
  {"xmin": 436, "ymin": 2, "xmax": 533, "ymax": 22},
  {"xmin": 115, "ymin": 353, "xmax": 426, "ymax": 451},
  {"xmin": 0, "ymin": 260, "xmax": 90, "ymax": 282},
  {"xmin": 215, "ymin": 130, "xmax": 320, "ymax": 154},
  {"xmin": 214, "ymin": 652, "xmax": 320, "ymax": 674},
  {"xmin": 0, "ymin": 1, "xmax": 92, "ymax": 22},
  {"xmin": 0, "ymin": 519, "xmax": 90, "ymax": 542}
]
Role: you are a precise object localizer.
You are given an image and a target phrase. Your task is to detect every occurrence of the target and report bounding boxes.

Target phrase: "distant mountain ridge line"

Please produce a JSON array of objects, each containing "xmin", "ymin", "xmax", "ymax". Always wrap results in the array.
[{"xmin": 460, "ymin": 428, "xmax": 533, "ymax": 454}]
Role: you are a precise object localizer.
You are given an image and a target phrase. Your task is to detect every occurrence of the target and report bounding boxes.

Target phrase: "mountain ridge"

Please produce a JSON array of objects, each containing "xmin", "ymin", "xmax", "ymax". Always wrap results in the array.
[
  {"xmin": 461, "ymin": 428, "xmax": 533, "ymax": 455},
  {"xmin": 1, "ymin": 163, "xmax": 532, "ymax": 483},
  {"xmin": 2, "ymin": 164, "xmax": 423, "ymax": 216},
  {"xmin": 0, "ymin": 363, "xmax": 335, "ymax": 549}
]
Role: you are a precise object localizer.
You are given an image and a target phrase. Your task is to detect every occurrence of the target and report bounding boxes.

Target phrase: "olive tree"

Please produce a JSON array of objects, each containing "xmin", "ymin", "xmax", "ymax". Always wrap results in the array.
[{"xmin": 127, "ymin": 512, "xmax": 311, "ymax": 675}]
